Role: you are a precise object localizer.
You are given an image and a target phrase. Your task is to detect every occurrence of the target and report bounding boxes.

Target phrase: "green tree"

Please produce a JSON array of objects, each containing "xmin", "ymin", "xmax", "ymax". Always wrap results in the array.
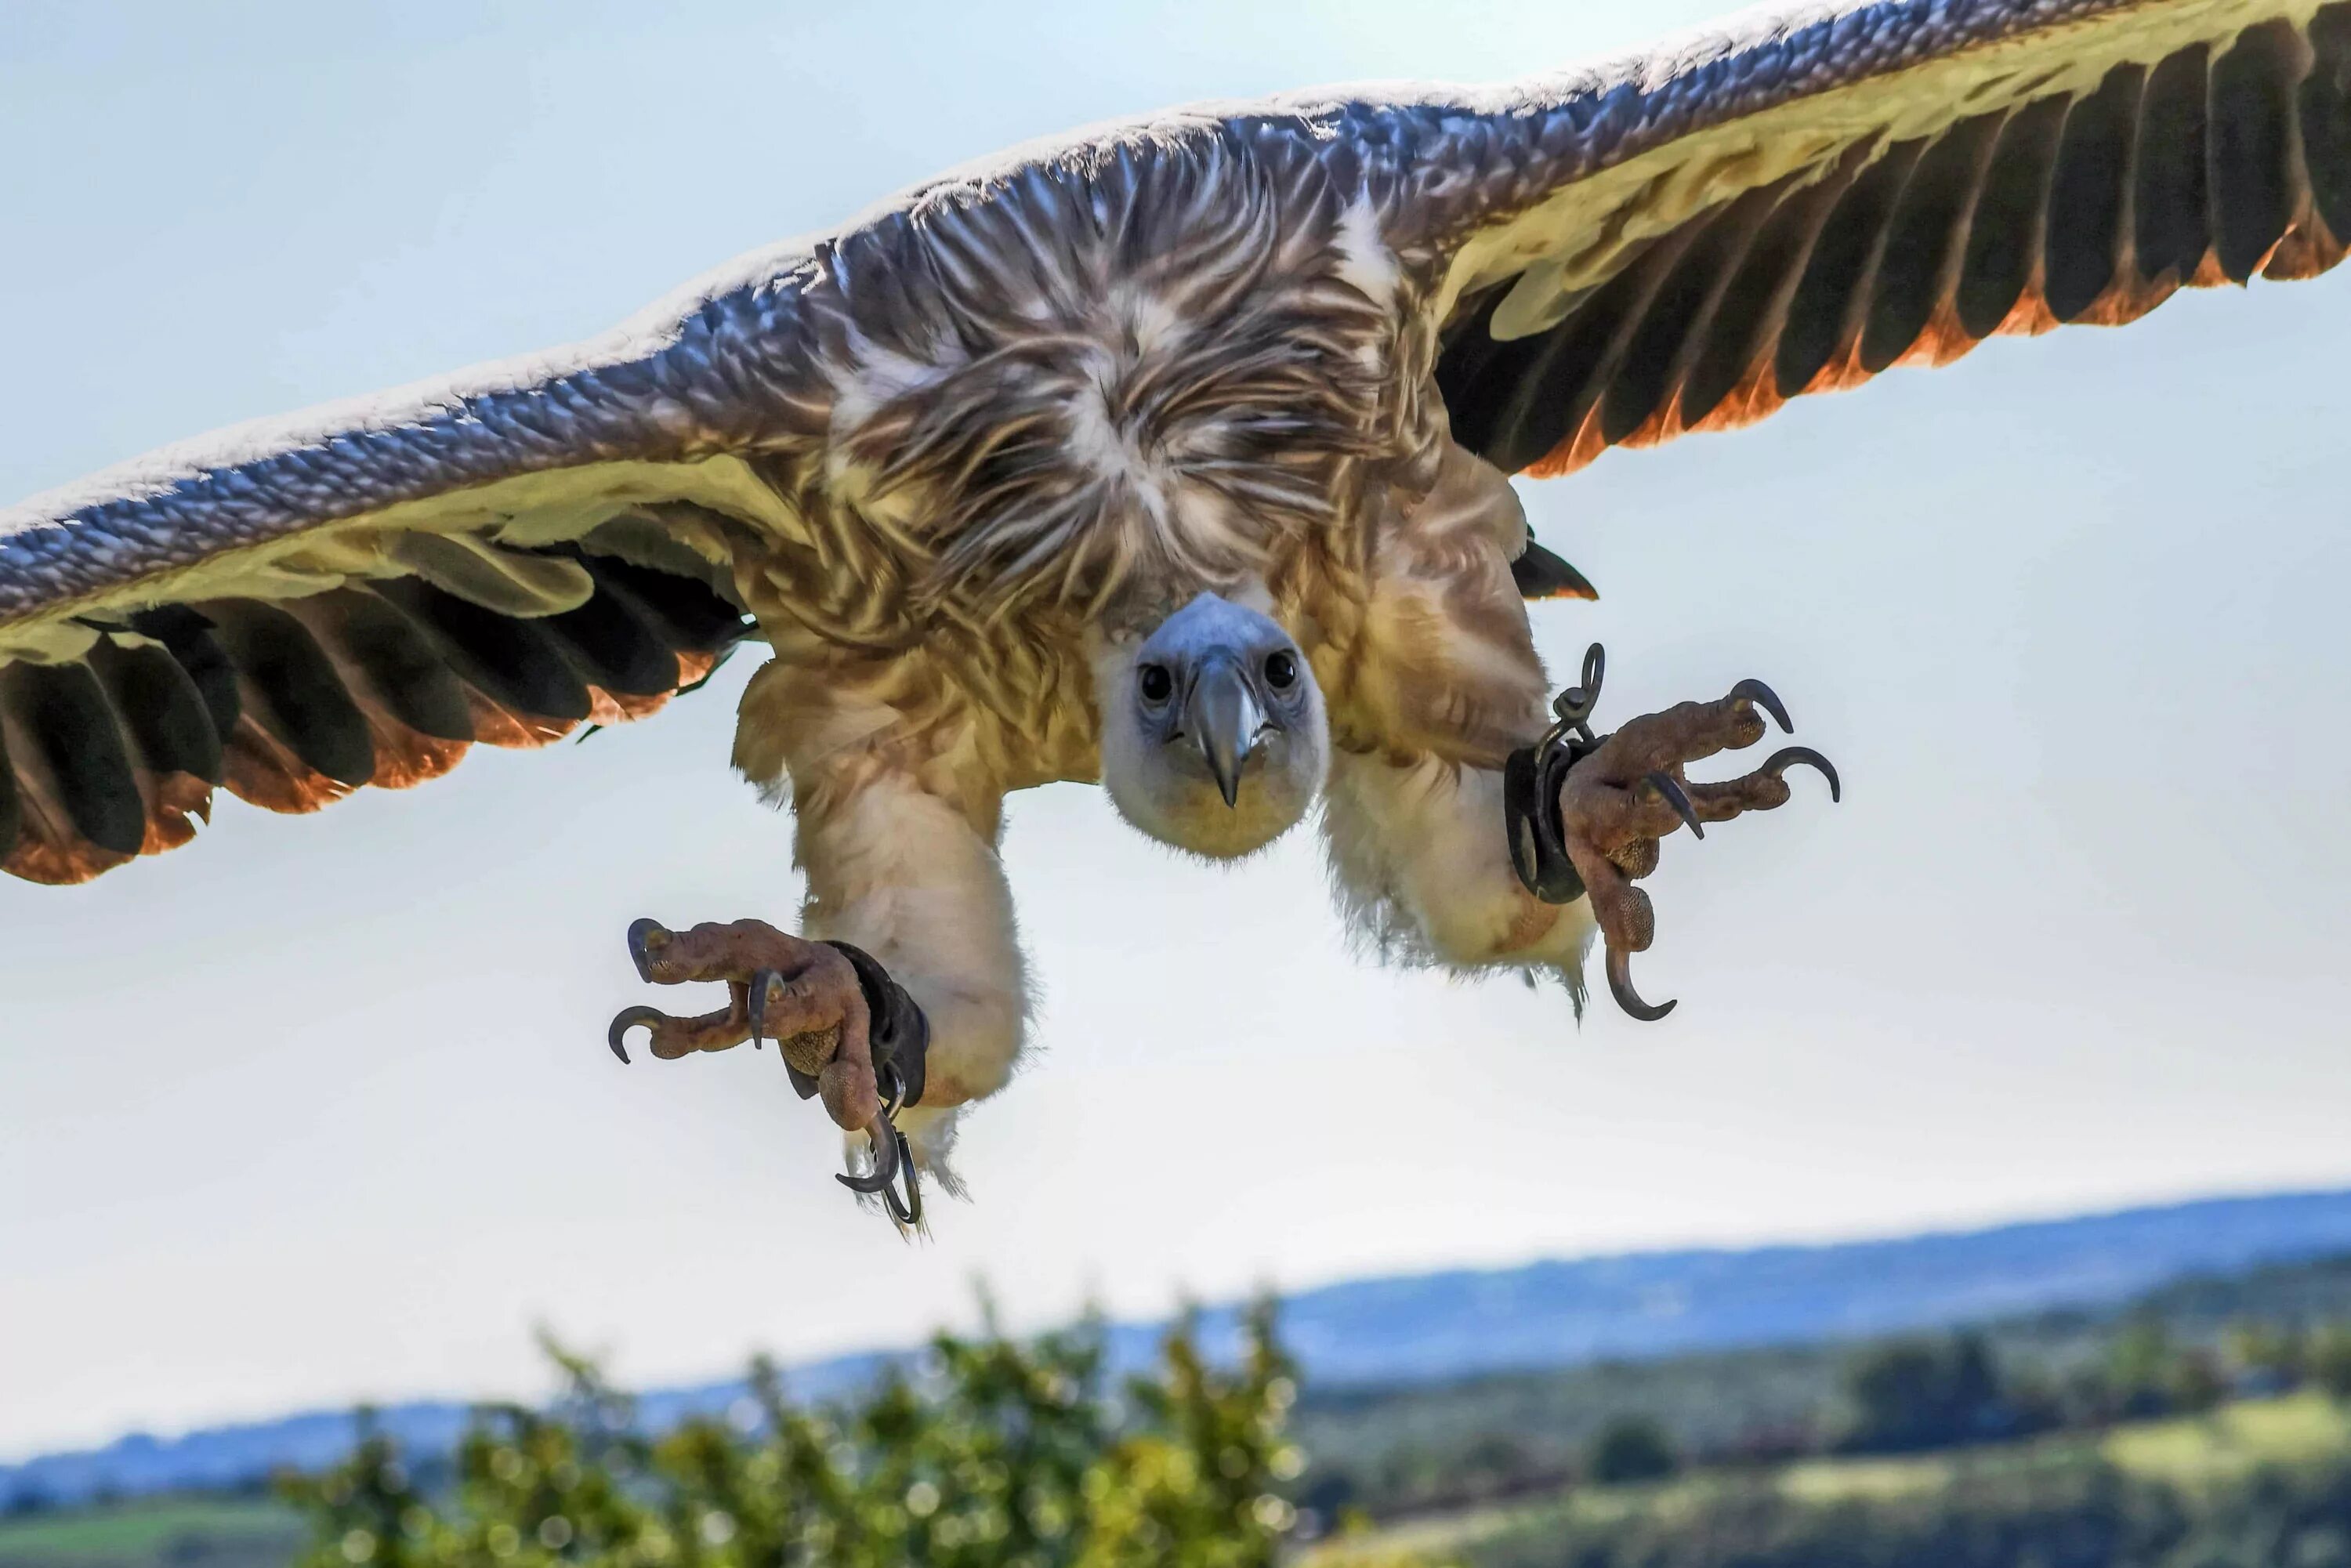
[
  {"xmin": 1585, "ymin": 1417, "xmax": 1677, "ymax": 1485},
  {"xmin": 2108, "ymin": 1316, "xmax": 2177, "ymax": 1419},
  {"xmin": 2227, "ymin": 1320, "xmax": 2307, "ymax": 1389},
  {"xmin": 294, "ymin": 1411, "xmax": 435, "ymax": 1568},
  {"xmin": 1838, "ymin": 1331, "xmax": 2027, "ymax": 1453},
  {"xmin": 282, "ymin": 1302, "xmax": 1310, "ymax": 1568},
  {"xmin": 2313, "ymin": 1324, "xmax": 2351, "ymax": 1403}
]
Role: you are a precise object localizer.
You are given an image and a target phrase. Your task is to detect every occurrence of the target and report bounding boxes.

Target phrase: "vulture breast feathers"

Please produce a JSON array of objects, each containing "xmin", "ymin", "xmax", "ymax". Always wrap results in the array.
[{"xmin": 3, "ymin": 0, "xmax": 2346, "ymax": 883}]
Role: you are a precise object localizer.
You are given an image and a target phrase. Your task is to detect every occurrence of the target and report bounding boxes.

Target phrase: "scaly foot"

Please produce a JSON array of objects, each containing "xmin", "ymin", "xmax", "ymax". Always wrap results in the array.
[
  {"xmin": 1516, "ymin": 646, "xmax": 1840, "ymax": 1020},
  {"xmin": 606, "ymin": 918, "xmax": 918, "ymax": 1219}
]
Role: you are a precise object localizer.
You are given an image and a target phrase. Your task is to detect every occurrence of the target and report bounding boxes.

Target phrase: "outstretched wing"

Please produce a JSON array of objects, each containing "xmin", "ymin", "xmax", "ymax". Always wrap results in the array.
[
  {"xmin": 1371, "ymin": 0, "xmax": 2351, "ymax": 476},
  {"xmin": 0, "ymin": 265, "xmax": 818, "ymax": 883},
  {"xmin": 13, "ymin": 0, "xmax": 2342, "ymax": 884}
]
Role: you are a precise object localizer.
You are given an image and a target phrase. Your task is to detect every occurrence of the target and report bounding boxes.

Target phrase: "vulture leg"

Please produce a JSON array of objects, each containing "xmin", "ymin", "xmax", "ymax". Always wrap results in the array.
[
  {"xmin": 615, "ymin": 648, "xmax": 1031, "ymax": 1221},
  {"xmin": 607, "ymin": 915, "xmax": 930, "ymax": 1226},
  {"xmin": 1318, "ymin": 437, "xmax": 1841, "ymax": 1019},
  {"xmin": 1319, "ymin": 436, "xmax": 1603, "ymax": 995},
  {"xmin": 607, "ymin": 917, "xmax": 883, "ymax": 1130},
  {"xmin": 1555, "ymin": 680, "xmax": 1841, "ymax": 1020}
]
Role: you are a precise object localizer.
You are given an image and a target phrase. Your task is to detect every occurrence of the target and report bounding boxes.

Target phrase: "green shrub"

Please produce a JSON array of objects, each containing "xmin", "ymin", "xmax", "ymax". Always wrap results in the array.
[
  {"xmin": 1585, "ymin": 1419, "xmax": 1676, "ymax": 1486},
  {"xmin": 281, "ymin": 1304, "xmax": 1306, "ymax": 1568}
]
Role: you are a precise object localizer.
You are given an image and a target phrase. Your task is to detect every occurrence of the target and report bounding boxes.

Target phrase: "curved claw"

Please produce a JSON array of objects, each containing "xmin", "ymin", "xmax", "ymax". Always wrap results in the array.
[
  {"xmin": 1763, "ymin": 745, "xmax": 1842, "ymax": 803},
  {"xmin": 1606, "ymin": 947, "xmax": 1677, "ymax": 1022},
  {"xmin": 834, "ymin": 1109, "xmax": 923, "ymax": 1226},
  {"xmin": 882, "ymin": 1135, "xmax": 922, "ymax": 1229},
  {"xmin": 835, "ymin": 1110, "xmax": 902, "ymax": 1194},
  {"xmin": 1730, "ymin": 679, "xmax": 1793, "ymax": 734},
  {"xmin": 1643, "ymin": 770, "xmax": 1704, "ymax": 840},
  {"xmin": 625, "ymin": 918, "xmax": 672, "ymax": 983},
  {"xmin": 746, "ymin": 968, "xmax": 782, "ymax": 1051},
  {"xmin": 607, "ymin": 1004, "xmax": 665, "ymax": 1065}
]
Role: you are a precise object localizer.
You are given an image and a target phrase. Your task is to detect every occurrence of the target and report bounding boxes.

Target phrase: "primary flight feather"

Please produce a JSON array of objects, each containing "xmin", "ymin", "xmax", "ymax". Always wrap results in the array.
[{"xmin": 3, "ymin": 0, "xmax": 2342, "ymax": 1214}]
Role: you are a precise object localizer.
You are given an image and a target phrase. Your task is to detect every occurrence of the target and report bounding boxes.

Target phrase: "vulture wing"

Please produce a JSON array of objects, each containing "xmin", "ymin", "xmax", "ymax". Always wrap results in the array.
[
  {"xmin": 11, "ymin": 0, "xmax": 2342, "ymax": 885},
  {"xmin": 0, "ymin": 266, "xmax": 823, "ymax": 883},
  {"xmin": 1372, "ymin": 0, "xmax": 2351, "ymax": 475}
]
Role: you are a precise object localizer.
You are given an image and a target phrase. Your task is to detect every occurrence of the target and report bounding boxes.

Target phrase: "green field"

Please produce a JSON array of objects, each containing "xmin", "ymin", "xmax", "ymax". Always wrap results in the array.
[
  {"xmin": 1316, "ymin": 1393, "xmax": 2351, "ymax": 1566},
  {"xmin": 1285, "ymin": 1253, "xmax": 2351, "ymax": 1522},
  {"xmin": 0, "ymin": 1496, "xmax": 302, "ymax": 1568}
]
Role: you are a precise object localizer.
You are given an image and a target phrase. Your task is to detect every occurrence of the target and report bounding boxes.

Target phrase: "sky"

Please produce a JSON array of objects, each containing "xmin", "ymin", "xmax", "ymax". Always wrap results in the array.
[{"xmin": 4, "ymin": 0, "xmax": 2349, "ymax": 1462}]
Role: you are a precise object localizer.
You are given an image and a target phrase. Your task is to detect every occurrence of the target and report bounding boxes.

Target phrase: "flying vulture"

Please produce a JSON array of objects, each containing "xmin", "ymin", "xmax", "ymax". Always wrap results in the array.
[{"xmin": 5, "ymin": 0, "xmax": 2346, "ymax": 1220}]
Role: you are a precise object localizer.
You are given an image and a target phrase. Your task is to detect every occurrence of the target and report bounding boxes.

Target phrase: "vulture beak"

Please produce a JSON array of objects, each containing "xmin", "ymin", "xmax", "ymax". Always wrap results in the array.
[{"xmin": 1188, "ymin": 657, "xmax": 1264, "ymax": 808}]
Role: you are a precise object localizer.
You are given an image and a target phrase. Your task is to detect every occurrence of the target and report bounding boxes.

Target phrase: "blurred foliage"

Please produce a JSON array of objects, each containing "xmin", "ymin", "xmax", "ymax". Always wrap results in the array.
[
  {"xmin": 1465, "ymin": 1448, "xmax": 2351, "ymax": 1568},
  {"xmin": 1298, "ymin": 1252, "xmax": 2351, "ymax": 1517},
  {"xmin": 280, "ymin": 1304, "xmax": 1308, "ymax": 1568},
  {"xmin": 2314, "ymin": 1327, "xmax": 2351, "ymax": 1403},
  {"xmin": 1581, "ymin": 1421, "xmax": 1675, "ymax": 1487},
  {"xmin": 1837, "ymin": 1332, "xmax": 2027, "ymax": 1454},
  {"xmin": 33, "ymin": 1252, "xmax": 2351, "ymax": 1568}
]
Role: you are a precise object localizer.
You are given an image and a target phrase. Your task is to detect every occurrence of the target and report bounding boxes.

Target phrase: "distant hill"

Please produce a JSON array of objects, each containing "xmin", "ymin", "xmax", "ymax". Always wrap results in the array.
[{"xmin": 11, "ymin": 1186, "xmax": 2351, "ymax": 1509}]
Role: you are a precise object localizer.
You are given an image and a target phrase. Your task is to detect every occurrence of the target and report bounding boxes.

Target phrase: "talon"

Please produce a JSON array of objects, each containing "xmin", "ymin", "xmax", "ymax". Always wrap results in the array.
[
  {"xmin": 883, "ymin": 1128, "xmax": 923, "ymax": 1229},
  {"xmin": 1606, "ymin": 947, "xmax": 1677, "ymax": 1022},
  {"xmin": 626, "ymin": 918, "xmax": 672, "ymax": 983},
  {"xmin": 1764, "ymin": 745, "xmax": 1842, "ymax": 803},
  {"xmin": 843, "ymin": 1119, "xmax": 923, "ymax": 1229},
  {"xmin": 607, "ymin": 1004, "xmax": 665, "ymax": 1064},
  {"xmin": 836, "ymin": 1110, "xmax": 900, "ymax": 1194},
  {"xmin": 1730, "ymin": 679, "xmax": 1792, "ymax": 733},
  {"xmin": 746, "ymin": 968, "xmax": 783, "ymax": 1050},
  {"xmin": 1643, "ymin": 770, "xmax": 1704, "ymax": 839}
]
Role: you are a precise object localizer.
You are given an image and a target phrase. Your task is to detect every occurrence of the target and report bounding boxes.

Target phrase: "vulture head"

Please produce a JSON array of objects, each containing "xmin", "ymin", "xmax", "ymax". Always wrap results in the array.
[{"xmin": 1098, "ymin": 592, "xmax": 1328, "ymax": 860}]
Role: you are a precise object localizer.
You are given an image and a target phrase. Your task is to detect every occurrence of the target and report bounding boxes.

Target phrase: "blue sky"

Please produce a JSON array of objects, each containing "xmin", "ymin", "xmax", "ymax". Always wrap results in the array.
[{"xmin": 4, "ymin": 0, "xmax": 2349, "ymax": 1460}]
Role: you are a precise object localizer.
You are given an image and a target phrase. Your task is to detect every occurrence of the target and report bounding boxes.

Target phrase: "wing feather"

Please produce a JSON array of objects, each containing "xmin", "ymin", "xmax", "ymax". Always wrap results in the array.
[
  {"xmin": 1409, "ymin": 0, "xmax": 2351, "ymax": 477},
  {"xmin": 13, "ymin": 0, "xmax": 2349, "ymax": 882},
  {"xmin": 0, "ymin": 263, "xmax": 791, "ymax": 881}
]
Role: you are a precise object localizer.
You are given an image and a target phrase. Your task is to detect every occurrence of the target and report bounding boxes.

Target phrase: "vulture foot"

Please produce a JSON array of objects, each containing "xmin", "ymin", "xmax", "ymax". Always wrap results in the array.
[
  {"xmin": 1537, "ymin": 651, "xmax": 1840, "ymax": 1021},
  {"xmin": 606, "ymin": 918, "xmax": 916, "ymax": 1222}
]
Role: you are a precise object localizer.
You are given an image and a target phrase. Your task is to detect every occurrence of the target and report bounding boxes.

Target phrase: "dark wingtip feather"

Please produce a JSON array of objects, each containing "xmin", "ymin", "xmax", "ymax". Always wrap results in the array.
[
  {"xmin": 1512, "ymin": 541, "xmax": 1599, "ymax": 601},
  {"xmin": 0, "ymin": 719, "xmax": 18, "ymax": 859}
]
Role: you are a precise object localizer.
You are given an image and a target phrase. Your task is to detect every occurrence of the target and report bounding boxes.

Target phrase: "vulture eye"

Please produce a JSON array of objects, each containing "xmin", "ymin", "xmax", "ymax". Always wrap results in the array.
[
  {"xmin": 1138, "ymin": 663, "xmax": 1173, "ymax": 704},
  {"xmin": 1263, "ymin": 650, "xmax": 1297, "ymax": 691}
]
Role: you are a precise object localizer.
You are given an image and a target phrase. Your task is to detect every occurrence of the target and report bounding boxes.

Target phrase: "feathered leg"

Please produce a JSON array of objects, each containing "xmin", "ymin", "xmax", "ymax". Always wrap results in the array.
[
  {"xmin": 610, "ymin": 650, "xmax": 1029, "ymax": 1211},
  {"xmin": 1323, "ymin": 747, "xmax": 1598, "ymax": 994},
  {"xmin": 1321, "ymin": 440, "xmax": 1601, "ymax": 991},
  {"xmin": 1324, "ymin": 436, "xmax": 1837, "ymax": 1018}
]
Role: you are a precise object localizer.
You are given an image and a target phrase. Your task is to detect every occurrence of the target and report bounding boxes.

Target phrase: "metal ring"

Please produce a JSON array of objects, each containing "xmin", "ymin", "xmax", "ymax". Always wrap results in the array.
[{"xmin": 1551, "ymin": 642, "xmax": 1608, "ymax": 735}]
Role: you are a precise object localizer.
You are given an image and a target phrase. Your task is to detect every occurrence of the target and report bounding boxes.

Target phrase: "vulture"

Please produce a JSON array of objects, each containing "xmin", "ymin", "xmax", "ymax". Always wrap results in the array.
[{"xmin": 5, "ymin": 0, "xmax": 2346, "ymax": 1221}]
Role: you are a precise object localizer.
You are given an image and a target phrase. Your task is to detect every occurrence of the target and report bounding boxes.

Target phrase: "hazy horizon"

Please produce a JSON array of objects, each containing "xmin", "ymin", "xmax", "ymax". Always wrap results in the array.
[
  {"xmin": 16, "ymin": 1179, "xmax": 2351, "ymax": 1466},
  {"xmin": 5, "ymin": 0, "xmax": 2348, "ymax": 1461}
]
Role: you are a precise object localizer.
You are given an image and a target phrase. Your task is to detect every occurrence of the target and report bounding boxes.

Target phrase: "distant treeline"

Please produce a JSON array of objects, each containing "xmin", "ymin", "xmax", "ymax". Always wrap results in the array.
[
  {"xmin": 1293, "ymin": 1252, "xmax": 2351, "ymax": 1521},
  {"xmin": 16, "ymin": 1251, "xmax": 2351, "ymax": 1568},
  {"xmin": 262, "ymin": 1252, "xmax": 2351, "ymax": 1567},
  {"xmin": 1469, "ymin": 1453, "xmax": 2351, "ymax": 1568}
]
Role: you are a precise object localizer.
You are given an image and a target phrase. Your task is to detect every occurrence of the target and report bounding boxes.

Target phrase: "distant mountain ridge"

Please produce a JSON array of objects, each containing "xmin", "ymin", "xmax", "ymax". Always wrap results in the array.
[{"xmin": 11, "ymin": 1186, "xmax": 2351, "ymax": 1508}]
